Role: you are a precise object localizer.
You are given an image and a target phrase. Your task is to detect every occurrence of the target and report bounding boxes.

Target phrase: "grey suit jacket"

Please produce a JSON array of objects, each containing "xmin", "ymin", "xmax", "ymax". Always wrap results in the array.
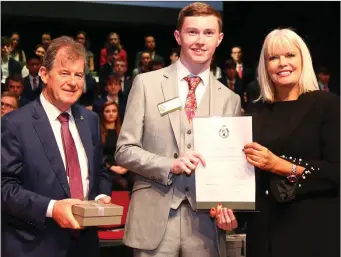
[{"xmin": 115, "ymin": 62, "xmax": 241, "ymax": 254}]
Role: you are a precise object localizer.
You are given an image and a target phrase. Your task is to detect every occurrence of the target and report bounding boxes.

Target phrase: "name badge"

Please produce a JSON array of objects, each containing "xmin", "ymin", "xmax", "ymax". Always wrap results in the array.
[{"xmin": 157, "ymin": 97, "xmax": 182, "ymax": 116}]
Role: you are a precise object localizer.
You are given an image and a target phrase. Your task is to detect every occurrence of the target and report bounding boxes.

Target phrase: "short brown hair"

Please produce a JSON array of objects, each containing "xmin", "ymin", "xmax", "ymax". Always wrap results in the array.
[
  {"xmin": 42, "ymin": 36, "xmax": 87, "ymax": 72},
  {"xmin": 1, "ymin": 91, "xmax": 19, "ymax": 108},
  {"xmin": 177, "ymin": 2, "xmax": 222, "ymax": 32}
]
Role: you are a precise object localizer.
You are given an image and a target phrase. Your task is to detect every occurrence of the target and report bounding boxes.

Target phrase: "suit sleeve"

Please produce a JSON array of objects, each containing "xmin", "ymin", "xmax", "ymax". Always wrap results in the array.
[
  {"xmin": 1, "ymin": 116, "xmax": 50, "ymax": 226},
  {"xmin": 115, "ymin": 74, "xmax": 173, "ymax": 186}
]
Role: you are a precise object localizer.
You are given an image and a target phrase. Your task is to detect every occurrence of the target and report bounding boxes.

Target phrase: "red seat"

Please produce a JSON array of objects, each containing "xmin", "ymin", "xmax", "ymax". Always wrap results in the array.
[{"xmin": 98, "ymin": 191, "xmax": 130, "ymax": 245}]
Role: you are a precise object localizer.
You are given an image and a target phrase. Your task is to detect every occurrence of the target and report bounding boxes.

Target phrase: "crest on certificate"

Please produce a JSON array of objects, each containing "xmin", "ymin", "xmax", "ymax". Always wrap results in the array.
[{"xmin": 219, "ymin": 125, "xmax": 229, "ymax": 138}]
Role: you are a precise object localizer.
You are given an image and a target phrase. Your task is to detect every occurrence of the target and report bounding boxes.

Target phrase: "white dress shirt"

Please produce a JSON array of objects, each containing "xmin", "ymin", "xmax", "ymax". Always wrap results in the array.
[
  {"xmin": 40, "ymin": 94, "xmax": 90, "ymax": 217},
  {"xmin": 1, "ymin": 59, "xmax": 9, "ymax": 84},
  {"xmin": 176, "ymin": 59, "xmax": 210, "ymax": 108},
  {"xmin": 121, "ymin": 76, "xmax": 125, "ymax": 92}
]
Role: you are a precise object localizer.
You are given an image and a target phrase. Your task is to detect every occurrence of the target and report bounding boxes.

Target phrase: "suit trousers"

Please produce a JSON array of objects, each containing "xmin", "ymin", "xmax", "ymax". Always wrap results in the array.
[{"xmin": 133, "ymin": 201, "xmax": 219, "ymax": 257}]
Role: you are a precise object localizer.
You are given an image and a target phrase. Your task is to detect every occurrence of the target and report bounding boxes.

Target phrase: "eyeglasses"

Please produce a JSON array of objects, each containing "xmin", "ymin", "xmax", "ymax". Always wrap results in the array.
[{"xmin": 1, "ymin": 101, "xmax": 16, "ymax": 109}]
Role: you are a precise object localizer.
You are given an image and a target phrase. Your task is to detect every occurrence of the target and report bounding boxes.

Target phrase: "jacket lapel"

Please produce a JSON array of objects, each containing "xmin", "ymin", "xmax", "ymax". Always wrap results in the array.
[
  {"xmin": 32, "ymin": 99, "xmax": 71, "ymax": 197},
  {"xmin": 161, "ymin": 64, "xmax": 181, "ymax": 150},
  {"xmin": 72, "ymin": 105, "xmax": 94, "ymax": 194},
  {"xmin": 209, "ymin": 72, "xmax": 225, "ymax": 116}
]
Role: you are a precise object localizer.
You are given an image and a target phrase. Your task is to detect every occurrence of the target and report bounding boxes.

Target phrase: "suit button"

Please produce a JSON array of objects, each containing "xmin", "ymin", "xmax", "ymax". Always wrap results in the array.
[
  {"xmin": 174, "ymin": 153, "xmax": 178, "ymax": 158},
  {"xmin": 187, "ymin": 129, "xmax": 192, "ymax": 135},
  {"xmin": 187, "ymin": 144, "xmax": 191, "ymax": 149},
  {"xmin": 185, "ymin": 186, "xmax": 190, "ymax": 192}
]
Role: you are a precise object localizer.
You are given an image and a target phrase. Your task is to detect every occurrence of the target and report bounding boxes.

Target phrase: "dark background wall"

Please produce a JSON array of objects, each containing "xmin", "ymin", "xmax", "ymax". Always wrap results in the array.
[{"xmin": 2, "ymin": 1, "xmax": 340, "ymax": 93}]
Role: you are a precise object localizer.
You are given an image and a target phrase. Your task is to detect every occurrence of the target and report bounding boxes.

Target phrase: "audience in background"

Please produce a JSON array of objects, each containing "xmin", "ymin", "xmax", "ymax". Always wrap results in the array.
[
  {"xmin": 22, "ymin": 53, "xmax": 43, "ymax": 101},
  {"xmin": 35, "ymin": 44, "xmax": 45, "ymax": 59},
  {"xmin": 6, "ymin": 74, "xmax": 30, "ymax": 107},
  {"xmin": 148, "ymin": 59, "xmax": 164, "ymax": 71},
  {"xmin": 132, "ymin": 50, "xmax": 151, "ymax": 79},
  {"xmin": 316, "ymin": 65, "xmax": 331, "ymax": 92},
  {"xmin": 169, "ymin": 47, "xmax": 180, "ymax": 64},
  {"xmin": 76, "ymin": 31, "xmax": 95, "ymax": 72},
  {"xmin": 10, "ymin": 32, "xmax": 26, "ymax": 66},
  {"xmin": 1, "ymin": 91, "xmax": 19, "ymax": 117},
  {"xmin": 100, "ymin": 32, "xmax": 128, "ymax": 67},
  {"xmin": 1, "ymin": 37, "xmax": 22, "ymax": 88},
  {"xmin": 134, "ymin": 35, "xmax": 164, "ymax": 69},
  {"xmin": 231, "ymin": 45, "xmax": 253, "ymax": 85},
  {"xmin": 41, "ymin": 32, "xmax": 52, "ymax": 51}
]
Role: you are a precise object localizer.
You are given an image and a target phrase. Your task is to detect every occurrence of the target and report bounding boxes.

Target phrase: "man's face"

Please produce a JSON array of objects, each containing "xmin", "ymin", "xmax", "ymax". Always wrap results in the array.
[
  {"xmin": 1, "ymin": 96, "xmax": 18, "ymax": 117},
  {"xmin": 145, "ymin": 36, "xmax": 156, "ymax": 51},
  {"xmin": 114, "ymin": 61, "xmax": 127, "ymax": 77},
  {"xmin": 7, "ymin": 80, "xmax": 24, "ymax": 97},
  {"xmin": 225, "ymin": 68, "xmax": 237, "ymax": 80},
  {"xmin": 105, "ymin": 80, "xmax": 121, "ymax": 96},
  {"xmin": 1, "ymin": 44, "xmax": 11, "ymax": 58},
  {"xmin": 40, "ymin": 47, "xmax": 85, "ymax": 112},
  {"xmin": 174, "ymin": 15, "xmax": 223, "ymax": 68},
  {"xmin": 231, "ymin": 47, "xmax": 242, "ymax": 62},
  {"xmin": 76, "ymin": 34, "xmax": 86, "ymax": 46},
  {"xmin": 141, "ymin": 53, "xmax": 151, "ymax": 67},
  {"xmin": 317, "ymin": 72, "xmax": 330, "ymax": 85},
  {"xmin": 170, "ymin": 52, "xmax": 179, "ymax": 63},
  {"xmin": 42, "ymin": 34, "xmax": 51, "ymax": 49},
  {"xmin": 27, "ymin": 58, "xmax": 42, "ymax": 76}
]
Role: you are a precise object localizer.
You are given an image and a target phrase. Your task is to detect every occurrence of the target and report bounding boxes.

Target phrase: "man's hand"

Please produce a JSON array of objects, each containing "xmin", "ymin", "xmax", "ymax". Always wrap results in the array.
[
  {"xmin": 171, "ymin": 151, "xmax": 206, "ymax": 175},
  {"xmin": 211, "ymin": 203, "xmax": 238, "ymax": 231},
  {"xmin": 52, "ymin": 199, "xmax": 84, "ymax": 229},
  {"xmin": 97, "ymin": 196, "xmax": 112, "ymax": 204},
  {"xmin": 110, "ymin": 165, "xmax": 128, "ymax": 175}
]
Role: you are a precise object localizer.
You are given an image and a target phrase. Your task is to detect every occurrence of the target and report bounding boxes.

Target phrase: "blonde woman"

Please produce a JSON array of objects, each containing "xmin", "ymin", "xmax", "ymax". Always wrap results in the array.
[{"xmin": 242, "ymin": 28, "xmax": 339, "ymax": 257}]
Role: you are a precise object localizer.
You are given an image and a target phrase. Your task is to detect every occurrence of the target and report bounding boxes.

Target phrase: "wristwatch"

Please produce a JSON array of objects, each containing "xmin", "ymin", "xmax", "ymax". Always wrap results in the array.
[{"xmin": 287, "ymin": 163, "xmax": 297, "ymax": 183}]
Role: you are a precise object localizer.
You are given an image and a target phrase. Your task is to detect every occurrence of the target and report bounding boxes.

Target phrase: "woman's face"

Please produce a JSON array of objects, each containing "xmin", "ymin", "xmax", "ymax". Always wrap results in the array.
[
  {"xmin": 35, "ymin": 47, "xmax": 45, "ymax": 58},
  {"xmin": 266, "ymin": 45, "xmax": 302, "ymax": 89},
  {"xmin": 103, "ymin": 104, "xmax": 118, "ymax": 123},
  {"xmin": 109, "ymin": 33, "xmax": 120, "ymax": 46},
  {"xmin": 11, "ymin": 33, "xmax": 20, "ymax": 48}
]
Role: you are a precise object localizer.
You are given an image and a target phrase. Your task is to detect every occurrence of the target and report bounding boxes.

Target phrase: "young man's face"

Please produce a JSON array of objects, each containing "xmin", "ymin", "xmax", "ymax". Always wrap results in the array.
[
  {"xmin": 231, "ymin": 47, "xmax": 242, "ymax": 62},
  {"xmin": 27, "ymin": 58, "xmax": 42, "ymax": 76},
  {"xmin": 145, "ymin": 36, "xmax": 156, "ymax": 51},
  {"xmin": 174, "ymin": 15, "xmax": 223, "ymax": 68},
  {"xmin": 114, "ymin": 60, "xmax": 127, "ymax": 77},
  {"xmin": 105, "ymin": 80, "xmax": 121, "ymax": 96},
  {"xmin": 7, "ymin": 80, "xmax": 24, "ymax": 97},
  {"xmin": 141, "ymin": 53, "xmax": 151, "ymax": 67}
]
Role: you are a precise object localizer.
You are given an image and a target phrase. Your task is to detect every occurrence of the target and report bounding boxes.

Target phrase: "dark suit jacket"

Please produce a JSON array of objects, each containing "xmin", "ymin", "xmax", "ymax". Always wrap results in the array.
[
  {"xmin": 1, "ymin": 99, "xmax": 112, "ymax": 257},
  {"xmin": 22, "ymin": 76, "xmax": 43, "ymax": 101},
  {"xmin": 99, "ymin": 62, "xmax": 113, "ymax": 95},
  {"xmin": 121, "ymin": 77, "xmax": 132, "ymax": 99},
  {"xmin": 93, "ymin": 92, "xmax": 127, "ymax": 122},
  {"xmin": 78, "ymin": 73, "xmax": 97, "ymax": 107},
  {"xmin": 19, "ymin": 95, "xmax": 31, "ymax": 107},
  {"xmin": 219, "ymin": 76, "xmax": 245, "ymax": 108},
  {"xmin": 245, "ymin": 91, "xmax": 340, "ymax": 257}
]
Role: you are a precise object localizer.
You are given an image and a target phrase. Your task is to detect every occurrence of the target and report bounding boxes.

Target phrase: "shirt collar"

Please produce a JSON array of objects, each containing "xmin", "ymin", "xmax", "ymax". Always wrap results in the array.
[
  {"xmin": 176, "ymin": 59, "xmax": 210, "ymax": 87},
  {"xmin": 40, "ymin": 93, "xmax": 73, "ymax": 123}
]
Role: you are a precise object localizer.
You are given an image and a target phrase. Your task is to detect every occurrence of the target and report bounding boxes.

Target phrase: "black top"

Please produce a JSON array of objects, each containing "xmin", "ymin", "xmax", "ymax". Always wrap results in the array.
[
  {"xmin": 245, "ymin": 91, "xmax": 340, "ymax": 257},
  {"xmin": 103, "ymin": 128, "xmax": 118, "ymax": 166}
]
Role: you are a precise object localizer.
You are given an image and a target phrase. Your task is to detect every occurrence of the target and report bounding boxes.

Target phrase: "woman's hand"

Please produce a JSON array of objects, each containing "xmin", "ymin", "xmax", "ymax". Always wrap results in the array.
[
  {"xmin": 243, "ymin": 142, "xmax": 281, "ymax": 172},
  {"xmin": 110, "ymin": 165, "xmax": 128, "ymax": 175}
]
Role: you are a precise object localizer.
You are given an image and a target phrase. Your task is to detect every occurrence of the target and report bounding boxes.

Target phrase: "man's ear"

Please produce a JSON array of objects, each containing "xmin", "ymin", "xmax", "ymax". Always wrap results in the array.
[
  {"xmin": 39, "ymin": 66, "xmax": 49, "ymax": 85},
  {"xmin": 174, "ymin": 30, "xmax": 181, "ymax": 46}
]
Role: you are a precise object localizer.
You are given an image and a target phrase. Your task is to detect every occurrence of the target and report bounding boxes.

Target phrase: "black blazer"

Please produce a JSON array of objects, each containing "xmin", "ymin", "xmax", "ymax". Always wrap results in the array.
[
  {"xmin": 22, "ymin": 76, "xmax": 43, "ymax": 101},
  {"xmin": 1, "ymin": 99, "xmax": 112, "ymax": 257},
  {"xmin": 246, "ymin": 91, "xmax": 340, "ymax": 257},
  {"xmin": 218, "ymin": 76, "xmax": 245, "ymax": 107}
]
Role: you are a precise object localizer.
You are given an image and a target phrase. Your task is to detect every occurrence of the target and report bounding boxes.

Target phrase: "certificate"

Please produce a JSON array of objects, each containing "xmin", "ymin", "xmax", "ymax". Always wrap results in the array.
[{"xmin": 193, "ymin": 116, "xmax": 255, "ymax": 210}]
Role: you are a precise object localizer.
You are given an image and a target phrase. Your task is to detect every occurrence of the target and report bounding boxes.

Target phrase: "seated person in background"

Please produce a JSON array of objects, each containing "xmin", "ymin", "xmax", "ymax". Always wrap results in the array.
[
  {"xmin": 100, "ymin": 32, "xmax": 128, "ymax": 67},
  {"xmin": 148, "ymin": 59, "xmax": 164, "ymax": 71},
  {"xmin": 1, "ymin": 37, "xmax": 22, "ymax": 90},
  {"xmin": 134, "ymin": 35, "xmax": 164, "ymax": 69},
  {"xmin": 10, "ymin": 32, "xmax": 26, "ymax": 66},
  {"xmin": 93, "ymin": 74, "xmax": 126, "ymax": 122},
  {"xmin": 75, "ymin": 31, "xmax": 95, "ymax": 72},
  {"xmin": 132, "ymin": 51, "xmax": 151, "ymax": 79},
  {"xmin": 219, "ymin": 59, "xmax": 246, "ymax": 111},
  {"xmin": 6, "ymin": 74, "xmax": 30, "ymax": 107},
  {"xmin": 169, "ymin": 47, "xmax": 180, "ymax": 64},
  {"xmin": 1, "ymin": 91, "xmax": 19, "ymax": 117},
  {"xmin": 210, "ymin": 54, "xmax": 222, "ymax": 79},
  {"xmin": 35, "ymin": 44, "xmax": 46, "ymax": 60},
  {"xmin": 113, "ymin": 58, "xmax": 132, "ymax": 99},
  {"xmin": 99, "ymin": 45, "xmax": 119, "ymax": 96},
  {"xmin": 22, "ymin": 53, "xmax": 43, "ymax": 101},
  {"xmin": 316, "ymin": 65, "xmax": 331, "ymax": 92},
  {"xmin": 100, "ymin": 101, "xmax": 134, "ymax": 191},
  {"xmin": 41, "ymin": 32, "xmax": 52, "ymax": 51}
]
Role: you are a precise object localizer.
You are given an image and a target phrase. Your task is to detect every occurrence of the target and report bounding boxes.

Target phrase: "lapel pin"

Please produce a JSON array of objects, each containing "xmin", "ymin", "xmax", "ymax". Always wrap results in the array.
[{"xmin": 80, "ymin": 116, "xmax": 84, "ymax": 120}]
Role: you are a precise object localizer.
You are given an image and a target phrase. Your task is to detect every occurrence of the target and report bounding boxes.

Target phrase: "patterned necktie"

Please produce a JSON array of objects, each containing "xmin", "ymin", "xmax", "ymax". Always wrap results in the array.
[
  {"xmin": 237, "ymin": 66, "xmax": 243, "ymax": 79},
  {"xmin": 32, "ymin": 77, "xmax": 38, "ymax": 90},
  {"xmin": 58, "ymin": 113, "xmax": 84, "ymax": 200},
  {"xmin": 184, "ymin": 75, "xmax": 201, "ymax": 122}
]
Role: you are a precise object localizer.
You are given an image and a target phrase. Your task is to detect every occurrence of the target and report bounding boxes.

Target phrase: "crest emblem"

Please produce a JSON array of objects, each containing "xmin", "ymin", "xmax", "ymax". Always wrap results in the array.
[{"xmin": 219, "ymin": 125, "xmax": 229, "ymax": 138}]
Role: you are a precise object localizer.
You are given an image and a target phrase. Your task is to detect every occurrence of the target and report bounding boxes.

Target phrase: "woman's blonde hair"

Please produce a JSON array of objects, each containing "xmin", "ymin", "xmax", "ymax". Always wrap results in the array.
[{"xmin": 257, "ymin": 28, "xmax": 319, "ymax": 103}]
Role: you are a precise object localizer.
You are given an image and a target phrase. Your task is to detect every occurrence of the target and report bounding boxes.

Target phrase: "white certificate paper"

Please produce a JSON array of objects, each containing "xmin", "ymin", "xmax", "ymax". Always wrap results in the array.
[{"xmin": 193, "ymin": 116, "xmax": 255, "ymax": 210}]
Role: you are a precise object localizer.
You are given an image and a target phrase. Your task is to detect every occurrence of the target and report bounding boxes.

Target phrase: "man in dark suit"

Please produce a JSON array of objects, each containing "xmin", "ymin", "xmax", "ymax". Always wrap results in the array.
[
  {"xmin": 134, "ymin": 35, "xmax": 164, "ymax": 69},
  {"xmin": 1, "ymin": 36, "xmax": 112, "ymax": 257},
  {"xmin": 113, "ymin": 58, "xmax": 132, "ymax": 99},
  {"xmin": 23, "ymin": 53, "xmax": 43, "ymax": 101},
  {"xmin": 93, "ymin": 73, "xmax": 126, "ymax": 122},
  {"xmin": 230, "ymin": 45, "xmax": 253, "ymax": 86},
  {"xmin": 6, "ymin": 74, "xmax": 30, "ymax": 107}
]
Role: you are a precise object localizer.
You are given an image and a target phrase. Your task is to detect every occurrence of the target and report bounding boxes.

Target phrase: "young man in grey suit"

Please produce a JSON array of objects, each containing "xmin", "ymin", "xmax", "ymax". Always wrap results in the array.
[{"xmin": 116, "ymin": 2, "xmax": 241, "ymax": 257}]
